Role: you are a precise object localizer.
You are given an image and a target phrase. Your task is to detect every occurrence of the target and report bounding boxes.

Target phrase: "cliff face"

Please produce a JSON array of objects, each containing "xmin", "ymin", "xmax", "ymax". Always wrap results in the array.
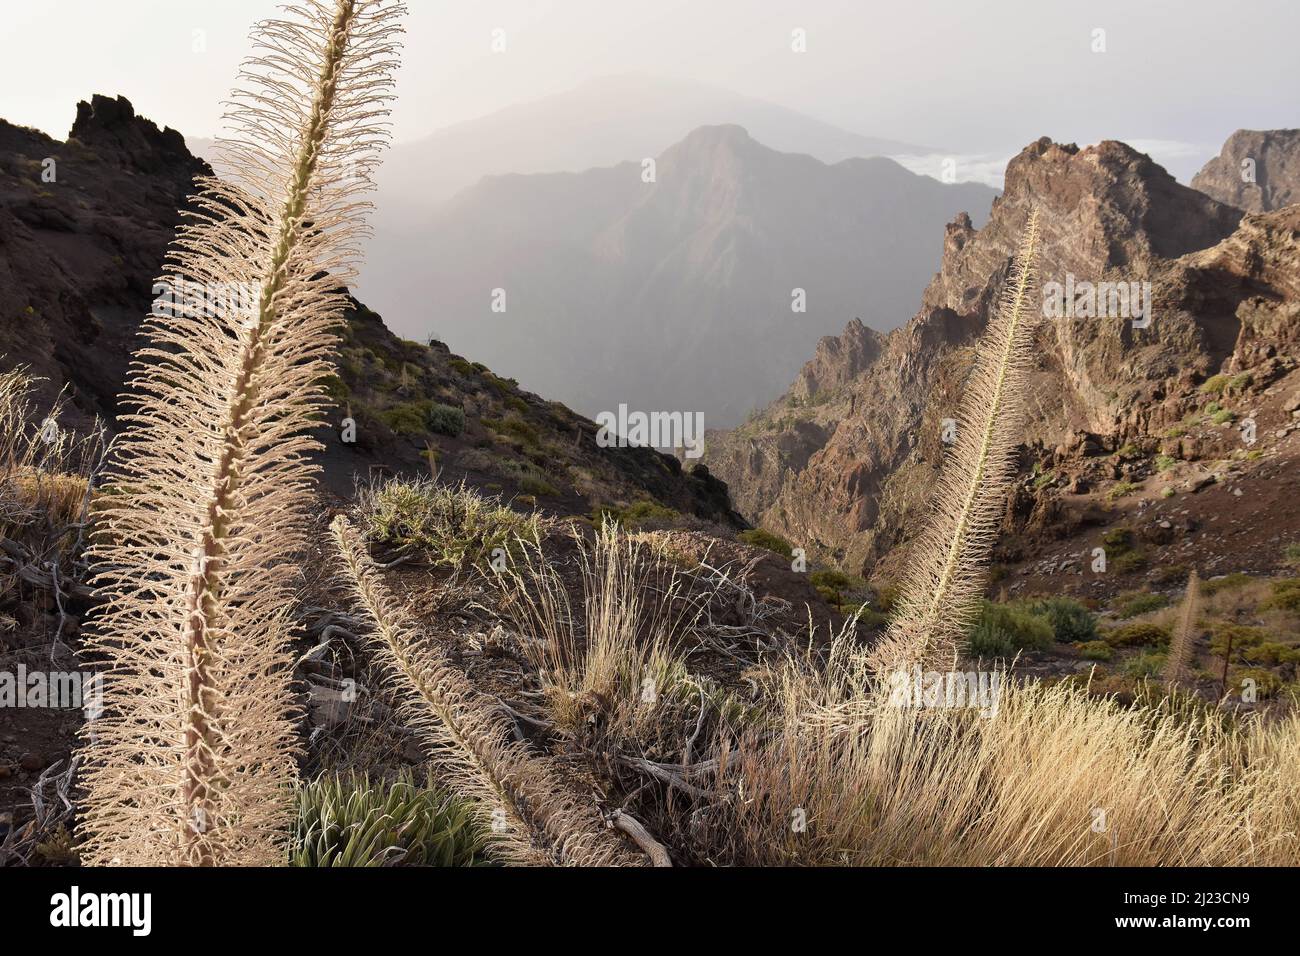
[
  {"xmin": 708, "ymin": 136, "xmax": 1300, "ymax": 578},
  {"xmin": 1191, "ymin": 129, "xmax": 1300, "ymax": 213}
]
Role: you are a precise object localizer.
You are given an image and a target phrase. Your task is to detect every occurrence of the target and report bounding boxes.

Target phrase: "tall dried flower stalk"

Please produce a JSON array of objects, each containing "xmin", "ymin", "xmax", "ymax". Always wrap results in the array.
[
  {"xmin": 78, "ymin": 0, "xmax": 405, "ymax": 866},
  {"xmin": 1163, "ymin": 570, "xmax": 1201, "ymax": 685},
  {"xmin": 865, "ymin": 210, "xmax": 1041, "ymax": 678},
  {"xmin": 330, "ymin": 515, "xmax": 640, "ymax": 867}
]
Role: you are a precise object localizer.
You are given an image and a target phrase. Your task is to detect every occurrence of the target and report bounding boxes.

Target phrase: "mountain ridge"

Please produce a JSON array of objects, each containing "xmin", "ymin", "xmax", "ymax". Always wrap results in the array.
[
  {"xmin": 0, "ymin": 94, "xmax": 742, "ymax": 526},
  {"xmin": 360, "ymin": 123, "xmax": 999, "ymax": 428},
  {"xmin": 706, "ymin": 132, "xmax": 1300, "ymax": 592}
]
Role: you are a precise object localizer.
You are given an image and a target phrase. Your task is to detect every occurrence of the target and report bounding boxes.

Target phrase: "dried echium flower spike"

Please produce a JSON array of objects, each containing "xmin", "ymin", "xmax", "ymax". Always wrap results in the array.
[
  {"xmin": 865, "ymin": 209, "xmax": 1041, "ymax": 680},
  {"xmin": 330, "ymin": 515, "xmax": 641, "ymax": 867},
  {"xmin": 1163, "ymin": 570, "xmax": 1201, "ymax": 686},
  {"xmin": 78, "ymin": 0, "xmax": 406, "ymax": 866}
]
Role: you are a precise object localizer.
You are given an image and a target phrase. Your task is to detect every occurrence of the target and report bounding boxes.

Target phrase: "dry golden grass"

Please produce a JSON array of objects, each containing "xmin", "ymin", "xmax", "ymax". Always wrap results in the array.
[
  {"xmin": 500, "ymin": 521, "xmax": 708, "ymax": 741},
  {"xmin": 707, "ymin": 631, "xmax": 1300, "ymax": 866},
  {"xmin": 0, "ymin": 365, "xmax": 100, "ymax": 541}
]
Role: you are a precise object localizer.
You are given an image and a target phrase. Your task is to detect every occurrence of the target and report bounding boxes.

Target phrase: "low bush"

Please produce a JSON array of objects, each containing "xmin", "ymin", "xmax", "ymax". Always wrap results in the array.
[
  {"xmin": 1114, "ymin": 591, "xmax": 1169, "ymax": 619},
  {"xmin": 738, "ymin": 528, "xmax": 794, "ymax": 558},
  {"xmin": 1078, "ymin": 640, "xmax": 1113, "ymax": 661},
  {"xmin": 1261, "ymin": 578, "xmax": 1300, "ymax": 613},
  {"xmin": 1104, "ymin": 620, "xmax": 1170, "ymax": 648},
  {"xmin": 1026, "ymin": 596, "xmax": 1097, "ymax": 643},
  {"xmin": 357, "ymin": 478, "xmax": 540, "ymax": 571},
  {"xmin": 967, "ymin": 601, "xmax": 1054, "ymax": 657}
]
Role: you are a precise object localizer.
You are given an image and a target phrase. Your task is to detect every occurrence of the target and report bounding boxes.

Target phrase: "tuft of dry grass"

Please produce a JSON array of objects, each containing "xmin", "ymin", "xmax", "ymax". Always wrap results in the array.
[
  {"xmin": 500, "ymin": 521, "xmax": 705, "ymax": 741},
  {"xmin": 704, "ymin": 629, "xmax": 1300, "ymax": 866}
]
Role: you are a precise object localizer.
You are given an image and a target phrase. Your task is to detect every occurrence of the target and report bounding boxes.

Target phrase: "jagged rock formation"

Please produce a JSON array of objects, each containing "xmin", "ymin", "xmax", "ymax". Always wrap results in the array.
[
  {"xmin": 0, "ymin": 94, "xmax": 210, "ymax": 423},
  {"xmin": 708, "ymin": 137, "xmax": 1300, "ymax": 578},
  {"xmin": 1191, "ymin": 129, "xmax": 1300, "ymax": 213},
  {"xmin": 0, "ymin": 96, "xmax": 742, "ymax": 525}
]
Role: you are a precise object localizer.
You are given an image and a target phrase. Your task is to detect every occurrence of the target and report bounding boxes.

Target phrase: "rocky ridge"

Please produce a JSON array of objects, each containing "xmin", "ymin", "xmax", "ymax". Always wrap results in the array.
[
  {"xmin": 707, "ymin": 134, "xmax": 1300, "ymax": 588},
  {"xmin": 0, "ymin": 95, "xmax": 742, "ymax": 526}
]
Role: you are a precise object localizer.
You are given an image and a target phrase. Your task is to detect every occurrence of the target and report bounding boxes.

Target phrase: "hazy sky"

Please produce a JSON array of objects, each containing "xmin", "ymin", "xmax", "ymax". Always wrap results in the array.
[{"xmin": 3, "ymin": 0, "xmax": 1296, "ymax": 174}]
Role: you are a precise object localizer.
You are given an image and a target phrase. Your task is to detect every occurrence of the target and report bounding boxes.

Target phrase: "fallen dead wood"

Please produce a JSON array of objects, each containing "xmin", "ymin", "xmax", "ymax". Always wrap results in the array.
[{"xmin": 609, "ymin": 810, "xmax": 672, "ymax": 867}]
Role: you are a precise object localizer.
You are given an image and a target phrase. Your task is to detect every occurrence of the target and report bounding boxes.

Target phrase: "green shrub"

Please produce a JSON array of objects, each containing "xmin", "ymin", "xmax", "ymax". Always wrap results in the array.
[
  {"xmin": 519, "ymin": 473, "xmax": 558, "ymax": 498},
  {"xmin": 359, "ymin": 478, "xmax": 539, "ymax": 570},
  {"xmin": 1261, "ymin": 578, "xmax": 1300, "ymax": 612},
  {"xmin": 1229, "ymin": 667, "xmax": 1282, "ymax": 699},
  {"xmin": 1199, "ymin": 374, "xmax": 1230, "ymax": 394},
  {"xmin": 1202, "ymin": 572, "xmax": 1253, "ymax": 595},
  {"xmin": 427, "ymin": 402, "xmax": 465, "ymax": 437},
  {"xmin": 1107, "ymin": 480, "xmax": 1140, "ymax": 501},
  {"xmin": 1112, "ymin": 551, "xmax": 1148, "ymax": 574},
  {"xmin": 1243, "ymin": 642, "xmax": 1300, "ymax": 667},
  {"xmin": 291, "ymin": 771, "xmax": 488, "ymax": 867},
  {"xmin": 810, "ymin": 569, "xmax": 861, "ymax": 605},
  {"xmin": 967, "ymin": 601, "xmax": 1054, "ymax": 657},
  {"xmin": 1209, "ymin": 624, "xmax": 1268, "ymax": 660},
  {"xmin": 1284, "ymin": 543, "xmax": 1300, "ymax": 567},
  {"xmin": 1210, "ymin": 408, "xmax": 1236, "ymax": 425},
  {"xmin": 1102, "ymin": 527, "xmax": 1132, "ymax": 550},
  {"xmin": 1151, "ymin": 563, "xmax": 1190, "ymax": 586},
  {"xmin": 379, "ymin": 401, "xmax": 431, "ymax": 436},
  {"xmin": 1113, "ymin": 591, "xmax": 1169, "ymax": 619},
  {"xmin": 848, "ymin": 605, "xmax": 888, "ymax": 629},
  {"xmin": 483, "ymin": 415, "xmax": 540, "ymax": 447},
  {"xmin": 872, "ymin": 582, "xmax": 901, "ymax": 614},
  {"xmin": 1125, "ymin": 651, "xmax": 1167, "ymax": 679},
  {"xmin": 1104, "ymin": 620, "xmax": 1170, "ymax": 648},
  {"xmin": 378, "ymin": 399, "xmax": 465, "ymax": 438},
  {"xmin": 1026, "ymin": 596, "xmax": 1097, "ymax": 642},
  {"xmin": 1077, "ymin": 640, "xmax": 1113, "ymax": 661},
  {"xmin": 1154, "ymin": 454, "xmax": 1177, "ymax": 472},
  {"xmin": 738, "ymin": 528, "xmax": 794, "ymax": 558},
  {"xmin": 594, "ymin": 499, "xmax": 680, "ymax": 530}
]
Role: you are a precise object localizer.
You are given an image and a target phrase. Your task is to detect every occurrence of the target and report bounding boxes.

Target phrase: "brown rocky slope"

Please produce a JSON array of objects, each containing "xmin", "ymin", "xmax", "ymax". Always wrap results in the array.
[{"xmin": 0, "ymin": 95, "xmax": 741, "ymax": 526}]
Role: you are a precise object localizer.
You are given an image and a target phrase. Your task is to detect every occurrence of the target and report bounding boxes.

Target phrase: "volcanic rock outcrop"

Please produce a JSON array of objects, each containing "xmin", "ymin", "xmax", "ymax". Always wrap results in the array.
[{"xmin": 708, "ymin": 136, "xmax": 1299, "ymax": 577}]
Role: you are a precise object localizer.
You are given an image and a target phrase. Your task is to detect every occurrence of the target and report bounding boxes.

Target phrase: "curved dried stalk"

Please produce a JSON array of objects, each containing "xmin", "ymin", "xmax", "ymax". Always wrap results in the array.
[
  {"xmin": 330, "ymin": 515, "xmax": 640, "ymax": 867},
  {"xmin": 78, "ymin": 0, "xmax": 406, "ymax": 866},
  {"xmin": 1163, "ymin": 570, "xmax": 1201, "ymax": 685},
  {"xmin": 865, "ymin": 210, "xmax": 1041, "ymax": 678}
]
